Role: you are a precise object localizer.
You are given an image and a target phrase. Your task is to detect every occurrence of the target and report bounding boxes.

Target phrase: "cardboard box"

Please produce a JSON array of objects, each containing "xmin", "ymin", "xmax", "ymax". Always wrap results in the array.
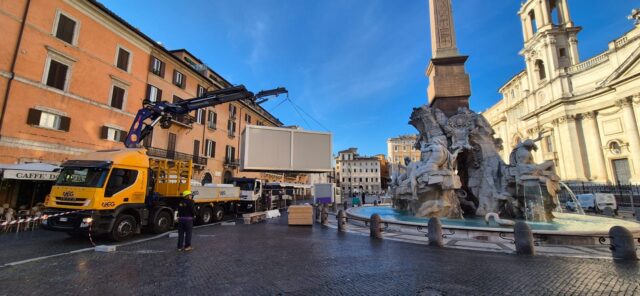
[{"xmin": 288, "ymin": 205, "xmax": 313, "ymax": 225}]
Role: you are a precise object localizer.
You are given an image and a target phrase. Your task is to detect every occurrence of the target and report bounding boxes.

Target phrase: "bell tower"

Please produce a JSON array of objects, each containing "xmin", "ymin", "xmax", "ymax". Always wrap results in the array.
[{"xmin": 519, "ymin": 0, "xmax": 581, "ymax": 89}]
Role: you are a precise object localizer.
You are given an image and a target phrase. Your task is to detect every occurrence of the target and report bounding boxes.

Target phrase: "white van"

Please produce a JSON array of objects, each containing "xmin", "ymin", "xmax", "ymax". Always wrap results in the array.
[{"xmin": 575, "ymin": 193, "xmax": 618, "ymax": 215}]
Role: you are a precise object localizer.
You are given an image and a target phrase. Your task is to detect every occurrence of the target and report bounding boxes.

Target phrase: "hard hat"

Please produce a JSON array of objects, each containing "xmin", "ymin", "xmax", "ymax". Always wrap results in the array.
[{"xmin": 182, "ymin": 190, "xmax": 192, "ymax": 197}]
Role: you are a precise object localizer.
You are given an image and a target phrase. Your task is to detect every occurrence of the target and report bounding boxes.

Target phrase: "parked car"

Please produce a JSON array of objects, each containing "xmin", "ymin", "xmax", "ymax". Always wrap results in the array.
[{"xmin": 575, "ymin": 193, "xmax": 618, "ymax": 215}]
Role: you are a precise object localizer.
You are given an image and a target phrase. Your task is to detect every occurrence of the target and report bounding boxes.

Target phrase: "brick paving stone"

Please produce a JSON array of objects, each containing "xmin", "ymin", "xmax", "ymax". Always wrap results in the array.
[{"xmin": 0, "ymin": 214, "xmax": 639, "ymax": 295}]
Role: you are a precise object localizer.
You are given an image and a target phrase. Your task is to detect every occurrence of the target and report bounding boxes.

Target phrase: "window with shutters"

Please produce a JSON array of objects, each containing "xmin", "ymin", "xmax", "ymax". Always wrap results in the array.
[
  {"xmin": 225, "ymin": 145, "xmax": 236, "ymax": 163},
  {"xmin": 229, "ymin": 104, "xmax": 237, "ymax": 118},
  {"xmin": 115, "ymin": 46, "xmax": 131, "ymax": 72},
  {"xmin": 146, "ymin": 84, "xmax": 162, "ymax": 102},
  {"xmin": 26, "ymin": 108, "xmax": 70, "ymax": 132},
  {"xmin": 197, "ymin": 85, "xmax": 206, "ymax": 97},
  {"xmin": 205, "ymin": 139, "xmax": 216, "ymax": 158},
  {"xmin": 173, "ymin": 70, "xmax": 185, "ymax": 88},
  {"xmin": 196, "ymin": 109, "xmax": 205, "ymax": 125},
  {"xmin": 207, "ymin": 111, "xmax": 217, "ymax": 129},
  {"xmin": 245, "ymin": 114, "xmax": 252, "ymax": 124},
  {"xmin": 45, "ymin": 59, "xmax": 69, "ymax": 91},
  {"xmin": 53, "ymin": 11, "xmax": 78, "ymax": 45},
  {"xmin": 150, "ymin": 56, "xmax": 165, "ymax": 77},
  {"xmin": 109, "ymin": 85, "xmax": 126, "ymax": 109},
  {"xmin": 227, "ymin": 119, "xmax": 236, "ymax": 137},
  {"xmin": 143, "ymin": 130, "xmax": 153, "ymax": 148},
  {"xmin": 100, "ymin": 126, "xmax": 126, "ymax": 142}
]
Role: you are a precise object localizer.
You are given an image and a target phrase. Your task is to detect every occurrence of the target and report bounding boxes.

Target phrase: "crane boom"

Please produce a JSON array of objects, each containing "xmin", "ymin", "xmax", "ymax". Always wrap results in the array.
[{"xmin": 124, "ymin": 84, "xmax": 287, "ymax": 148}]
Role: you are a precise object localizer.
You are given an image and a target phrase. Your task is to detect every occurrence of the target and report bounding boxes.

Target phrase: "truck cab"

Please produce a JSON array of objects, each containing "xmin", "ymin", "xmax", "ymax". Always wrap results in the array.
[
  {"xmin": 233, "ymin": 177, "xmax": 265, "ymax": 212},
  {"xmin": 43, "ymin": 149, "xmax": 154, "ymax": 240}
]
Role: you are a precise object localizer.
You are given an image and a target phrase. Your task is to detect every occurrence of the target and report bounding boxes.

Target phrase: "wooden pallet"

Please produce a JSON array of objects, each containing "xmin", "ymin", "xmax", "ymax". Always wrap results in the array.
[{"xmin": 242, "ymin": 212, "xmax": 267, "ymax": 224}]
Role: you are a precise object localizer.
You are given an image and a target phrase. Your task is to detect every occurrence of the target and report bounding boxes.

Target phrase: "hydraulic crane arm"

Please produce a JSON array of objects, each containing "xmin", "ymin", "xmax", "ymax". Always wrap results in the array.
[{"xmin": 124, "ymin": 85, "xmax": 287, "ymax": 148}]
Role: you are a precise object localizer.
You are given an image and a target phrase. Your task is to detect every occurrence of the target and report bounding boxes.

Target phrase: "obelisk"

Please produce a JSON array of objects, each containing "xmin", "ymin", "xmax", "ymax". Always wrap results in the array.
[{"xmin": 426, "ymin": 0, "xmax": 471, "ymax": 116}]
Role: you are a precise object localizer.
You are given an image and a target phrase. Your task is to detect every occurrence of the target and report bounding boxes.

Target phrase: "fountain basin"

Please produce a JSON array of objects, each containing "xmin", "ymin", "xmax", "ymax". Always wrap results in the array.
[{"xmin": 347, "ymin": 206, "xmax": 640, "ymax": 246}]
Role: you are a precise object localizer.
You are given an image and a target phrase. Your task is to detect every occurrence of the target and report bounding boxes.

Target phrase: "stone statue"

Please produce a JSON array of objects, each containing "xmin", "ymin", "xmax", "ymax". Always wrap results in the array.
[{"xmin": 390, "ymin": 103, "xmax": 561, "ymax": 223}]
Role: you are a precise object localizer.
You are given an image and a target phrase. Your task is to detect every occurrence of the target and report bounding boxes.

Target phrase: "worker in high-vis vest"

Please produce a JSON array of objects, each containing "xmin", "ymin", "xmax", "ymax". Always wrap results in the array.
[{"xmin": 177, "ymin": 190, "xmax": 196, "ymax": 251}]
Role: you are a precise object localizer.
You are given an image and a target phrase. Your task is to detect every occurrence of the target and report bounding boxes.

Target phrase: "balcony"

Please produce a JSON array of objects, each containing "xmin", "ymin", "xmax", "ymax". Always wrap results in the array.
[
  {"xmin": 172, "ymin": 114, "xmax": 195, "ymax": 128},
  {"xmin": 147, "ymin": 147, "xmax": 207, "ymax": 166},
  {"xmin": 224, "ymin": 158, "xmax": 239, "ymax": 168}
]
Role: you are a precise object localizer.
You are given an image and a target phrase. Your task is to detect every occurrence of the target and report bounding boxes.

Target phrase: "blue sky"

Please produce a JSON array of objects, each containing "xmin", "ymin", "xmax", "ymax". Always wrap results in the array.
[{"xmin": 100, "ymin": 0, "xmax": 637, "ymax": 156}]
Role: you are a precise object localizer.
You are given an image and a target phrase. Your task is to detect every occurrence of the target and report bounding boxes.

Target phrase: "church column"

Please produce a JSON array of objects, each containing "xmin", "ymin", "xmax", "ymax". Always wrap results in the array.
[
  {"xmin": 559, "ymin": 0, "xmax": 573, "ymax": 27},
  {"xmin": 551, "ymin": 122, "xmax": 567, "ymax": 179},
  {"xmin": 554, "ymin": 115, "xmax": 586, "ymax": 181},
  {"xmin": 618, "ymin": 98, "xmax": 640, "ymax": 183},
  {"xmin": 539, "ymin": 0, "xmax": 552, "ymax": 27},
  {"xmin": 581, "ymin": 112, "xmax": 608, "ymax": 183}
]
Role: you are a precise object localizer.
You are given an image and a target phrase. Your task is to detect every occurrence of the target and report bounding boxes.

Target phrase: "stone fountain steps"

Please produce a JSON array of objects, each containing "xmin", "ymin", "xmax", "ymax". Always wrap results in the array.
[{"xmin": 322, "ymin": 215, "xmax": 629, "ymax": 259}]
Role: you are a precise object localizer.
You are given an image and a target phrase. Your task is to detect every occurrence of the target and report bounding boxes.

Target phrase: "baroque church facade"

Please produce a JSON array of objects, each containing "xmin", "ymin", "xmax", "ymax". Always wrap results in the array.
[{"xmin": 483, "ymin": 0, "xmax": 640, "ymax": 184}]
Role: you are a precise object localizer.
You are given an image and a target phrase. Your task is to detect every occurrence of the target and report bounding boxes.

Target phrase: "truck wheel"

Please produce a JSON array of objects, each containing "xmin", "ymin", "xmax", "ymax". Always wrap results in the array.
[
  {"xmin": 109, "ymin": 214, "xmax": 137, "ymax": 241},
  {"xmin": 212, "ymin": 206, "xmax": 225, "ymax": 222},
  {"xmin": 198, "ymin": 207, "xmax": 213, "ymax": 224},
  {"xmin": 151, "ymin": 211, "xmax": 173, "ymax": 234}
]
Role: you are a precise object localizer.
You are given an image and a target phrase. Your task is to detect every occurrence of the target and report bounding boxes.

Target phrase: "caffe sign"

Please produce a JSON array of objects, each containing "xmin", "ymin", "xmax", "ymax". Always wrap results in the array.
[{"xmin": 3, "ymin": 170, "xmax": 59, "ymax": 181}]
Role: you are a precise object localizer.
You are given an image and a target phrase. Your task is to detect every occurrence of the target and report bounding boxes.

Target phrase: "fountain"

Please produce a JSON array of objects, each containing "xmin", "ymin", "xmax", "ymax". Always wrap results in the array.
[{"xmin": 348, "ymin": 0, "xmax": 640, "ymax": 246}]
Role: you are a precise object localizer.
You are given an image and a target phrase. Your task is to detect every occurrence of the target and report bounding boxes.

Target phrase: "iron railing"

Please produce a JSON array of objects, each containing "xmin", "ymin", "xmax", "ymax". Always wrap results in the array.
[{"xmin": 147, "ymin": 147, "xmax": 207, "ymax": 166}]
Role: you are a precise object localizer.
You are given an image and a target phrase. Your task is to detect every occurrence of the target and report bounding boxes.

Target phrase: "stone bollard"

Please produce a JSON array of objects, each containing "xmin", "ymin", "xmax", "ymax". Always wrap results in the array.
[
  {"xmin": 635, "ymin": 208, "xmax": 640, "ymax": 222},
  {"xmin": 337, "ymin": 210, "xmax": 347, "ymax": 232},
  {"xmin": 343, "ymin": 201, "xmax": 348, "ymax": 211},
  {"xmin": 603, "ymin": 207, "xmax": 614, "ymax": 217},
  {"xmin": 514, "ymin": 222, "xmax": 535, "ymax": 256},
  {"xmin": 427, "ymin": 217, "xmax": 444, "ymax": 247},
  {"xmin": 315, "ymin": 205, "xmax": 322, "ymax": 223},
  {"xmin": 370, "ymin": 214, "xmax": 383, "ymax": 239},
  {"xmin": 321, "ymin": 206, "xmax": 329, "ymax": 225},
  {"xmin": 609, "ymin": 226, "xmax": 638, "ymax": 261}
]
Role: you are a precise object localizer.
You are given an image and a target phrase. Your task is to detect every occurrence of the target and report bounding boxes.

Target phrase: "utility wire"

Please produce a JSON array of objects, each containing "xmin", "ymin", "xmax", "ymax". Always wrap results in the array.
[
  {"xmin": 286, "ymin": 98, "xmax": 330, "ymax": 132},
  {"xmin": 289, "ymin": 99, "xmax": 312, "ymax": 130}
]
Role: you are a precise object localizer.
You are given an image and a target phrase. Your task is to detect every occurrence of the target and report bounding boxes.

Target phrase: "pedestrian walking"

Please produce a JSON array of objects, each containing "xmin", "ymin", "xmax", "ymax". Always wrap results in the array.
[
  {"xmin": 361, "ymin": 191, "xmax": 366, "ymax": 205},
  {"xmin": 177, "ymin": 190, "xmax": 196, "ymax": 251}
]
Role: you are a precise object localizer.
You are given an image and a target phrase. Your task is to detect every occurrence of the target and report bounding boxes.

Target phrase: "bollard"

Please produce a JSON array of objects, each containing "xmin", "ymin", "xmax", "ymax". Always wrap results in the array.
[
  {"xmin": 370, "ymin": 214, "xmax": 383, "ymax": 239},
  {"xmin": 337, "ymin": 210, "xmax": 347, "ymax": 232},
  {"xmin": 315, "ymin": 205, "xmax": 322, "ymax": 223},
  {"xmin": 427, "ymin": 217, "xmax": 444, "ymax": 247},
  {"xmin": 609, "ymin": 226, "xmax": 638, "ymax": 261},
  {"xmin": 343, "ymin": 201, "xmax": 348, "ymax": 211},
  {"xmin": 332, "ymin": 202, "xmax": 338, "ymax": 213},
  {"xmin": 514, "ymin": 222, "xmax": 535, "ymax": 255},
  {"xmin": 321, "ymin": 206, "xmax": 328, "ymax": 225},
  {"xmin": 635, "ymin": 208, "xmax": 640, "ymax": 222},
  {"xmin": 603, "ymin": 207, "xmax": 614, "ymax": 217}
]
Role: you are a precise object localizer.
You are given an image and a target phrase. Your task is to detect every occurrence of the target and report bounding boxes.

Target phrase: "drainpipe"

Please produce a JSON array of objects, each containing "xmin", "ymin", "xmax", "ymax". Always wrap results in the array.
[{"xmin": 0, "ymin": 0, "xmax": 31, "ymax": 136}]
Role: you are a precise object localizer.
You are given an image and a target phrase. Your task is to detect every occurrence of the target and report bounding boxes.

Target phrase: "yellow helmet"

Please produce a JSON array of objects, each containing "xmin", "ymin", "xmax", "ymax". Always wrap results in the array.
[{"xmin": 182, "ymin": 190, "xmax": 192, "ymax": 197}]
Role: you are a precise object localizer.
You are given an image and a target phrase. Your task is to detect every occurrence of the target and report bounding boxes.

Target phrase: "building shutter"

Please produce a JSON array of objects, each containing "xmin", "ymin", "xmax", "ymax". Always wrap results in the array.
[
  {"xmin": 159, "ymin": 61, "xmax": 165, "ymax": 77},
  {"xmin": 145, "ymin": 84, "xmax": 151, "ymax": 102},
  {"xmin": 156, "ymin": 88, "xmax": 162, "ymax": 101},
  {"xmin": 148, "ymin": 56, "xmax": 155, "ymax": 73},
  {"xmin": 59, "ymin": 116, "xmax": 71, "ymax": 131},
  {"xmin": 46, "ymin": 60, "xmax": 68, "ymax": 90},
  {"xmin": 119, "ymin": 130, "xmax": 127, "ymax": 142},
  {"xmin": 26, "ymin": 109, "xmax": 42, "ymax": 125},
  {"xmin": 100, "ymin": 126, "xmax": 109, "ymax": 139},
  {"xmin": 111, "ymin": 86, "xmax": 125, "ymax": 109}
]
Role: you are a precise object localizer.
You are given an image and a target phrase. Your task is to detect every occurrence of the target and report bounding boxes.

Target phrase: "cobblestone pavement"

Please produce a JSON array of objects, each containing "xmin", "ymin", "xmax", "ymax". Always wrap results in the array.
[{"xmin": 1, "ymin": 213, "xmax": 640, "ymax": 296}]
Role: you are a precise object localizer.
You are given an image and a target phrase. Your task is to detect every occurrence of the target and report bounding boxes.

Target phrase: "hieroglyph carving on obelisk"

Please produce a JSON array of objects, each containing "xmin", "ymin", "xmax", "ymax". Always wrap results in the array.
[{"xmin": 429, "ymin": 0, "xmax": 459, "ymax": 58}]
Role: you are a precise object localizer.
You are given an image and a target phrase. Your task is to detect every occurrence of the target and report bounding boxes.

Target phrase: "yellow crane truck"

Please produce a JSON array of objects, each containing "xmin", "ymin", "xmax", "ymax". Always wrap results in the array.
[
  {"xmin": 42, "ymin": 149, "xmax": 239, "ymax": 240},
  {"xmin": 41, "ymin": 85, "xmax": 287, "ymax": 240}
]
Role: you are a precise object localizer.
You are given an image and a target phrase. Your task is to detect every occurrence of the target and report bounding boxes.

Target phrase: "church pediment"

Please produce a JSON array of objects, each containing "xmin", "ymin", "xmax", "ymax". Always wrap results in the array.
[{"xmin": 600, "ymin": 43, "xmax": 640, "ymax": 87}]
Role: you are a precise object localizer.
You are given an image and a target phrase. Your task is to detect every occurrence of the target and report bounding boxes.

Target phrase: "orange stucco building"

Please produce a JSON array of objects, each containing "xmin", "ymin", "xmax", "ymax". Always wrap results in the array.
[{"xmin": 0, "ymin": 0, "xmax": 294, "ymax": 209}]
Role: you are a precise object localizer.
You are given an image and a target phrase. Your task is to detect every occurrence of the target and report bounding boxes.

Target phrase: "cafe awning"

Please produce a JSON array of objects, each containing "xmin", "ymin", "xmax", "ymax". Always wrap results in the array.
[{"xmin": 1, "ymin": 163, "xmax": 60, "ymax": 181}]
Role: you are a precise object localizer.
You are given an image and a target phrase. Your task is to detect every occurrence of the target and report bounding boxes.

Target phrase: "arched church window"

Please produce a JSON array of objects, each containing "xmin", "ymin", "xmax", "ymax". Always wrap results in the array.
[
  {"xmin": 535, "ymin": 60, "xmax": 546, "ymax": 80},
  {"xmin": 529, "ymin": 10, "xmax": 537, "ymax": 33}
]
